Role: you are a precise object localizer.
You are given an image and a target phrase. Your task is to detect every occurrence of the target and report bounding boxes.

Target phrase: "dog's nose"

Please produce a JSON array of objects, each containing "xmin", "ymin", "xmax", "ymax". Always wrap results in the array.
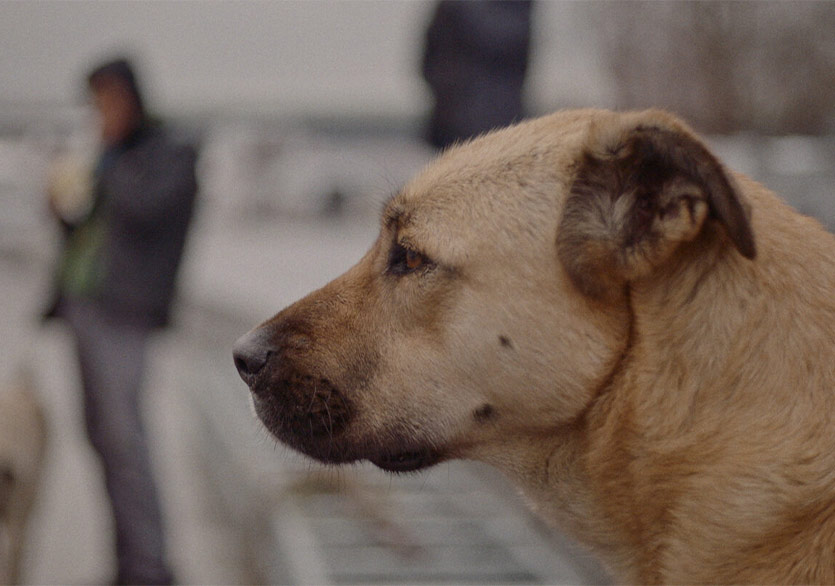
[{"xmin": 233, "ymin": 330, "xmax": 274, "ymax": 381}]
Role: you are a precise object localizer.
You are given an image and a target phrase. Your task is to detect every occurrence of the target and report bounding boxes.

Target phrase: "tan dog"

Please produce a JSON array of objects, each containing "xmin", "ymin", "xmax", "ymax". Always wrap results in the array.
[
  {"xmin": 234, "ymin": 109, "xmax": 835, "ymax": 583},
  {"xmin": 0, "ymin": 370, "xmax": 47, "ymax": 584}
]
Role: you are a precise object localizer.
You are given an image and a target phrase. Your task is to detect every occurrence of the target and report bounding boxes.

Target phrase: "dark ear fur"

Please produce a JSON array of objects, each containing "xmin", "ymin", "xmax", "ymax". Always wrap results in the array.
[{"xmin": 558, "ymin": 115, "xmax": 756, "ymax": 301}]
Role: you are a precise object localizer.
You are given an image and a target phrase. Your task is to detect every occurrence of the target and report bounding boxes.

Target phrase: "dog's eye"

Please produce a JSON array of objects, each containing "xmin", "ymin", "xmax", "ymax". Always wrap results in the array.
[
  {"xmin": 387, "ymin": 243, "xmax": 432, "ymax": 275},
  {"xmin": 405, "ymin": 249, "xmax": 423, "ymax": 270}
]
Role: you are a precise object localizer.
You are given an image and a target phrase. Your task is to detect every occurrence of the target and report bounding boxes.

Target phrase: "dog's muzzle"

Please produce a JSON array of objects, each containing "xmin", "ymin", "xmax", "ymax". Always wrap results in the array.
[
  {"xmin": 233, "ymin": 326, "xmax": 355, "ymax": 462},
  {"xmin": 234, "ymin": 325, "xmax": 446, "ymax": 472}
]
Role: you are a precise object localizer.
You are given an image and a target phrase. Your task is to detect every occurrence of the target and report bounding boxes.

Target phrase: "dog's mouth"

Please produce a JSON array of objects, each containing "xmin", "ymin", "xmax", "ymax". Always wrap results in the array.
[
  {"xmin": 248, "ymin": 370, "xmax": 354, "ymax": 457},
  {"xmin": 370, "ymin": 448, "xmax": 444, "ymax": 473},
  {"xmin": 235, "ymin": 337, "xmax": 445, "ymax": 474},
  {"xmin": 248, "ymin": 375, "xmax": 444, "ymax": 472}
]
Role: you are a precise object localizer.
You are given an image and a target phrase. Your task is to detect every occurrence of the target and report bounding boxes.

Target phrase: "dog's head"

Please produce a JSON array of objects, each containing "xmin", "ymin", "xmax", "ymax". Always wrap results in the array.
[{"xmin": 234, "ymin": 109, "xmax": 755, "ymax": 473}]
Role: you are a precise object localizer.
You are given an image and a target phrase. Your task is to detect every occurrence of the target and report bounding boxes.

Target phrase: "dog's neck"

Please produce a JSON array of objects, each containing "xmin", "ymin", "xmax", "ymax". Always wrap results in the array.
[
  {"xmin": 620, "ymin": 230, "xmax": 747, "ymax": 431},
  {"xmin": 488, "ymin": 229, "xmax": 764, "ymax": 582}
]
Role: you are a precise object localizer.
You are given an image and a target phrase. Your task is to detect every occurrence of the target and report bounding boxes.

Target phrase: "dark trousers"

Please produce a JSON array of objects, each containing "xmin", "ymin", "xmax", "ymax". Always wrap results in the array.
[{"xmin": 65, "ymin": 300, "xmax": 172, "ymax": 585}]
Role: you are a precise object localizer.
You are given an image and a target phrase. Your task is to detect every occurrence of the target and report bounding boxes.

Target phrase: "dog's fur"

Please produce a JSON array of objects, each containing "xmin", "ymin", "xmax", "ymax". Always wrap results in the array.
[
  {"xmin": 0, "ymin": 370, "xmax": 47, "ymax": 584},
  {"xmin": 234, "ymin": 109, "xmax": 835, "ymax": 583}
]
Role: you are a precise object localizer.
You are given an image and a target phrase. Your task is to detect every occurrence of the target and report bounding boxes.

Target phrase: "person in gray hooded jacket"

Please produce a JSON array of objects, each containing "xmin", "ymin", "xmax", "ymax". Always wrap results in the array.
[{"xmin": 44, "ymin": 57, "xmax": 197, "ymax": 585}]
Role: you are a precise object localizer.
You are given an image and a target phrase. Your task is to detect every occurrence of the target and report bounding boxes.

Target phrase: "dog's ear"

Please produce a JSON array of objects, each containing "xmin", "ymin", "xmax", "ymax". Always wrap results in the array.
[{"xmin": 557, "ymin": 114, "xmax": 756, "ymax": 301}]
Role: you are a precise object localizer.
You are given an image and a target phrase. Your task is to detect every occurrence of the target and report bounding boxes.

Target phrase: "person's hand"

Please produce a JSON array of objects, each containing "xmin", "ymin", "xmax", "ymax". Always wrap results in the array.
[{"xmin": 47, "ymin": 153, "xmax": 94, "ymax": 225}]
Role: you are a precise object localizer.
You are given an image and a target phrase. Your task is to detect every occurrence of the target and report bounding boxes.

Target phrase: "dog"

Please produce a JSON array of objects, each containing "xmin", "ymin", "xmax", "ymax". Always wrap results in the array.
[
  {"xmin": 234, "ymin": 109, "xmax": 835, "ymax": 583},
  {"xmin": 0, "ymin": 369, "xmax": 47, "ymax": 584}
]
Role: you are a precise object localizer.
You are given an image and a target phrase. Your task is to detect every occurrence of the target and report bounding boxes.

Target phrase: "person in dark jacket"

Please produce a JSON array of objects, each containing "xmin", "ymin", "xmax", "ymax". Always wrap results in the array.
[
  {"xmin": 44, "ymin": 57, "xmax": 197, "ymax": 585},
  {"xmin": 421, "ymin": 0, "xmax": 534, "ymax": 150}
]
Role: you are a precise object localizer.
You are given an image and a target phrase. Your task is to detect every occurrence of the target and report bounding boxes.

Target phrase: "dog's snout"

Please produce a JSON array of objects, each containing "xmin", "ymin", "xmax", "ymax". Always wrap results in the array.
[{"xmin": 233, "ymin": 331, "xmax": 274, "ymax": 381}]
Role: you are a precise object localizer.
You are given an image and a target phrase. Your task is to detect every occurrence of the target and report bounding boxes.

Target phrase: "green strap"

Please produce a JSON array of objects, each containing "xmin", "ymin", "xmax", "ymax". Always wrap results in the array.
[{"xmin": 59, "ymin": 214, "xmax": 106, "ymax": 298}]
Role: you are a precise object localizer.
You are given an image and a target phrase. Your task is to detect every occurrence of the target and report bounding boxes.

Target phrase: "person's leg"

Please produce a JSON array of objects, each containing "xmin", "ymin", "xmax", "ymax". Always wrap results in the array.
[{"xmin": 66, "ymin": 302, "xmax": 173, "ymax": 584}]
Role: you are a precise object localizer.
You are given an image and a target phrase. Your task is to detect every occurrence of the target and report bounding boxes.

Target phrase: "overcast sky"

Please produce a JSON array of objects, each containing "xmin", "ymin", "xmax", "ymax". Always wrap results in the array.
[
  {"xmin": 0, "ymin": 1, "xmax": 612, "ymax": 119},
  {"xmin": 0, "ymin": 1, "xmax": 433, "ymax": 115}
]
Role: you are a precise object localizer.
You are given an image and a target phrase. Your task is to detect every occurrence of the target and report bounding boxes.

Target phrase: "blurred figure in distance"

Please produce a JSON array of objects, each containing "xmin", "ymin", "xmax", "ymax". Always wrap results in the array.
[
  {"xmin": 421, "ymin": 0, "xmax": 534, "ymax": 150},
  {"xmin": 43, "ymin": 57, "xmax": 197, "ymax": 585}
]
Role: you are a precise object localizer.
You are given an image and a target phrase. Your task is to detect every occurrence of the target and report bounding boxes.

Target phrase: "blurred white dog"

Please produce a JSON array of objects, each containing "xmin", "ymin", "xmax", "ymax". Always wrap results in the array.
[{"xmin": 0, "ymin": 370, "xmax": 47, "ymax": 584}]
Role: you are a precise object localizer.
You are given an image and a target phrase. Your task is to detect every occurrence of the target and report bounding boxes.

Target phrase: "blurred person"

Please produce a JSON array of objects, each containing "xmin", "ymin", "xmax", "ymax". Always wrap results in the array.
[
  {"xmin": 421, "ymin": 0, "xmax": 534, "ymax": 150},
  {"xmin": 42, "ymin": 57, "xmax": 197, "ymax": 585}
]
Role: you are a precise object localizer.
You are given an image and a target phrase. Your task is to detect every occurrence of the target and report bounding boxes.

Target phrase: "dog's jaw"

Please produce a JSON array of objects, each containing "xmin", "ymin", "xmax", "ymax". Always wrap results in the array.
[
  {"xmin": 249, "ymin": 378, "xmax": 353, "ymax": 455},
  {"xmin": 236, "ymin": 320, "xmax": 451, "ymax": 472},
  {"xmin": 250, "ymin": 388, "xmax": 447, "ymax": 473}
]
